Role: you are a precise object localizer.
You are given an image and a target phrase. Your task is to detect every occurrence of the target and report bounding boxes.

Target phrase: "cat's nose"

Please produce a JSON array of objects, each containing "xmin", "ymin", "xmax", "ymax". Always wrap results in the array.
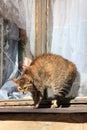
[
  {"xmin": 23, "ymin": 91, "xmax": 26, "ymax": 94},
  {"xmin": 23, "ymin": 91, "xmax": 27, "ymax": 94}
]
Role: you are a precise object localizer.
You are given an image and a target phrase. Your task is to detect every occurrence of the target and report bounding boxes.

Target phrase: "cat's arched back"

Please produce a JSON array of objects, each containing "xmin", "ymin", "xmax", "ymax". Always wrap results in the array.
[{"xmin": 13, "ymin": 54, "xmax": 77, "ymax": 108}]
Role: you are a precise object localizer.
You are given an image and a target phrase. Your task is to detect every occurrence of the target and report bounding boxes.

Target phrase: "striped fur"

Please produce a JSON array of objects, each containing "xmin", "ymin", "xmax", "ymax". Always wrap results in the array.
[{"xmin": 13, "ymin": 54, "xmax": 77, "ymax": 108}]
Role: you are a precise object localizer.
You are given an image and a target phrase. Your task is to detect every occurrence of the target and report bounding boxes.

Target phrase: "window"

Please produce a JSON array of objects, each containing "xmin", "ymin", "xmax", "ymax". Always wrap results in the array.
[{"xmin": 0, "ymin": 0, "xmax": 87, "ymax": 113}]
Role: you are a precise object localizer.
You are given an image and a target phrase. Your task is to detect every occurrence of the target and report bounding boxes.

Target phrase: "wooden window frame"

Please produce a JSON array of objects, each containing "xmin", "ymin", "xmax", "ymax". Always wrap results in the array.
[
  {"xmin": 0, "ymin": 0, "xmax": 87, "ymax": 113},
  {"xmin": 35, "ymin": 0, "xmax": 52, "ymax": 56},
  {"xmin": 0, "ymin": 17, "xmax": 3, "ymax": 86}
]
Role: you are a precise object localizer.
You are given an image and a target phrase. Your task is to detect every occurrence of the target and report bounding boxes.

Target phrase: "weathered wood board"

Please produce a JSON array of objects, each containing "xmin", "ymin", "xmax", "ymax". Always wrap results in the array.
[
  {"xmin": 35, "ymin": 0, "xmax": 52, "ymax": 56},
  {"xmin": 0, "ymin": 17, "xmax": 3, "ymax": 86},
  {"xmin": 0, "ymin": 113, "xmax": 87, "ymax": 130},
  {"xmin": 0, "ymin": 97, "xmax": 87, "ymax": 113}
]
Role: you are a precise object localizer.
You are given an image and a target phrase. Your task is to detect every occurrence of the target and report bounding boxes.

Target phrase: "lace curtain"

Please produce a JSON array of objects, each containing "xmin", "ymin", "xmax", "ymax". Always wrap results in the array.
[
  {"xmin": 0, "ymin": 0, "xmax": 87, "ymax": 98},
  {"xmin": 0, "ymin": 0, "xmax": 34, "ymax": 99},
  {"xmin": 0, "ymin": 0, "xmax": 35, "ymax": 54},
  {"xmin": 51, "ymin": 0, "xmax": 87, "ymax": 96}
]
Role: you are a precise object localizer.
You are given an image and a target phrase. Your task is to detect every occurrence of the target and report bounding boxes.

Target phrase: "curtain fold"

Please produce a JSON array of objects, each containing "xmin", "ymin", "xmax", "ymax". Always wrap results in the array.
[
  {"xmin": 51, "ymin": 0, "xmax": 87, "ymax": 96},
  {"xmin": 0, "ymin": 0, "xmax": 35, "ymax": 55},
  {"xmin": 0, "ymin": 0, "xmax": 34, "ymax": 99}
]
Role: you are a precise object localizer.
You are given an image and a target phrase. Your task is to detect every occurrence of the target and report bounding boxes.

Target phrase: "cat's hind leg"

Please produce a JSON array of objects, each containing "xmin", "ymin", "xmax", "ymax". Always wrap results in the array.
[{"xmin": 51, "ymin": 99, "xmax": 58, "ymax": 108}]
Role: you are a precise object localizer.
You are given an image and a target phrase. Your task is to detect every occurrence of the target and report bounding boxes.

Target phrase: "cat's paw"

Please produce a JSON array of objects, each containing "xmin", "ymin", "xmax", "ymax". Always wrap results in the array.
[
  {"xmin": 51, "ymin": 100, "xmax": 58, "ymax": 108},
  {"xmin": 33, "ymin": 103, "xmax": 39, "ymax": 109}
]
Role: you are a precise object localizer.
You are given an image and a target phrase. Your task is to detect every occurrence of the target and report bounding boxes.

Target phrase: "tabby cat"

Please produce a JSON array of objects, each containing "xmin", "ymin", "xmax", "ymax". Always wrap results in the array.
[{"xmin": 13, "ymin": 54, "xmax": 77, "ymax": 108}]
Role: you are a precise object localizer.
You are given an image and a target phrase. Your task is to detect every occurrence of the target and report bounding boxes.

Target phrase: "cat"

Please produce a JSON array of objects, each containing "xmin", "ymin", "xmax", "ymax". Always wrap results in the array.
[{"xmin": 12, "ymin": 53, "xmax": 77, "ymax": 108}]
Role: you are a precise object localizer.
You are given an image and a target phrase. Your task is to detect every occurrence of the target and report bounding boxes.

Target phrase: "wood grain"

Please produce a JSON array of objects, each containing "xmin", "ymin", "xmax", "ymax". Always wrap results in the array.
[
  {"xmin": 0, "ymin": 113, "xmax": 85, "ymax": 130},
  {"xmin": 35, "ymin": 0, "xmax": 42, "ymax": 56},
  {"xmin": 35, "ymin": 0, "xmax": 49, "ymax": 56},
  {"xmin": 0, "ymin": 97, "xmax": 87, "ymax": 113},
  {"xmin": 0, "ymin": 17, "xmax": 3, "ymax": 86}
]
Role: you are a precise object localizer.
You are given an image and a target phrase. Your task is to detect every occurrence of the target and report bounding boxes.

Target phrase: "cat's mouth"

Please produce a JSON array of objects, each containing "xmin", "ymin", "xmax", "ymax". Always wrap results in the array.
[
  {"xmin": 18, "ymin": 84, "xmax": 33, "ymax": 94},
  {"xmin": 18, "ymin": 86, "xmax": 28, "ymax": 94},
  {"xmin": 19, "ymin": 89, "xmax": 28, "ymax": 94}
]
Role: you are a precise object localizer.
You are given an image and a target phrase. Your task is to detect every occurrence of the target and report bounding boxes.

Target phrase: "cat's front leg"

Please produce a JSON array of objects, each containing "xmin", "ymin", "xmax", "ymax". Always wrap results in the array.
[
  {"xmin": 34, "ymin": 96, "xmax": 42, "ymax": 108},
  {"xmin": 32, "ymin": 91, "xmax": 43, "ymax": 108}
]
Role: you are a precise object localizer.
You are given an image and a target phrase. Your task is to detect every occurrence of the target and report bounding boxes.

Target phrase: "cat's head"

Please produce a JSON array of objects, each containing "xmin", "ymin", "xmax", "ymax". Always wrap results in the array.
[{"xmin": 12, "ymin": 74, "xmax": 34, "ymax": 94}]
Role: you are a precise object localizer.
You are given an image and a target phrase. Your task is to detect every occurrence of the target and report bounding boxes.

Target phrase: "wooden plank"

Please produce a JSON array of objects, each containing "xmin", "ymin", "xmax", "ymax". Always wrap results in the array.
[
  {"xmin": 35, "ymin": 0, "xmax": 42, "ymax": 57},
  {"xmin": 0, "ymin": 17, "xmax": 3, "ymax": 86},
  {"xmin": 70, "ymin": 97, "xmax": 87, "ymax": 104},
  {"xmin": 0, "ymin": 113, "xmax": 84, "ymax": 122},
  {"xmin": 0, "ymin": 97, "xmax": 87, "ymax": 113},
  {"xmin": 84, "ymin": 114, "xmax": 87, "ymax": 130},
  {"xmin": 42, "ymin": 0, "xmax": 47, "ymax": 54},
  {"xmin": 1, "ymin": 105, "xmax": 87, "ymax": 113},
  {"xmin": 0, "ymin": 100, "xmax": 33, "ymax": 106},
  {"xmin": 0, "ymin": 97, "xmax": 87, "ymax": 107},
  {"xmin": 0, "ymin": 113, "xmax": 84, "ymax": 130},
  {"xmin": 35, "ymin": 0, "xmax": 48, "ymax": 56},
  {"xmin": 34, "ymin": 0, "xmax": 53, "ymax": 56},
  {"xmin": 0, "ymin": 121, "xmax": 83, "ymax": 130},
  {"xmin": 47, "ymin": 0, "xmax": 53, "ymax": 53}
]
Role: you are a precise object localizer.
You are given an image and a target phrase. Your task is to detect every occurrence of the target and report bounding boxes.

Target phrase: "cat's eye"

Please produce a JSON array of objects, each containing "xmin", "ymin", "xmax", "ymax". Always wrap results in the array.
[
  {"xmin": 23, "ymin": 86, "xmax": 27, "ymax": 90},
  {"xmin": 18, "ymin": 88, "xmax": 22, "ymax": 91}
]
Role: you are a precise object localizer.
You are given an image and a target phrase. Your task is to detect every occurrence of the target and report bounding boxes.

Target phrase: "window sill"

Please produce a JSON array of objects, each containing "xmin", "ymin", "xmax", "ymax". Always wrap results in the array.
[{"xmin": 0, "ymin": 97, "xmax": 87, "ymax": 113}]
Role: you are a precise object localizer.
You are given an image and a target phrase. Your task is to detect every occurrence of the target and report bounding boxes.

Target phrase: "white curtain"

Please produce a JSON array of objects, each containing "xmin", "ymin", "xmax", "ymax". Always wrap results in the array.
[
  {"xmin": 0, "ymin": 0, "xmax": 35, "ymax": 55},
  {"xmin": 0, "ymin": 0, "xmax": 34, "ymax": 99},
  {"xmin": 0, "ymin": 0, "xmax": 87, "ymax": 97},
  {"xmin": 51, "ymin": 0, "xmax": 87, "ymax": 96}
]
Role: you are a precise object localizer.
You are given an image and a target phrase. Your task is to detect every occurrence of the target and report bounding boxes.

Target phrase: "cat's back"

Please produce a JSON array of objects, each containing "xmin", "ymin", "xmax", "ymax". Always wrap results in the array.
[
  {"xmin": 30, "ymin": 53, "xmax": 76, "ymax": 72},
  {"xmin": 31, "ymin": 54, "xmax": 66, "ymax": 65}
]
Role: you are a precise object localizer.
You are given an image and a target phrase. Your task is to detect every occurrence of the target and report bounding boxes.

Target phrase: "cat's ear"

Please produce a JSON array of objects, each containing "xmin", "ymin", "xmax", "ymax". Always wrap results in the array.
[
  {"xmin": 12, "ymin": 78, "xmax": 18, "ymax": 84},
  {"xmin": 23, "ymin": 68, "xmax": 29, "ymax": 74},
  {"xmin": 23, "ymin": 67, "xmax": 32, "ymax": 75}
]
